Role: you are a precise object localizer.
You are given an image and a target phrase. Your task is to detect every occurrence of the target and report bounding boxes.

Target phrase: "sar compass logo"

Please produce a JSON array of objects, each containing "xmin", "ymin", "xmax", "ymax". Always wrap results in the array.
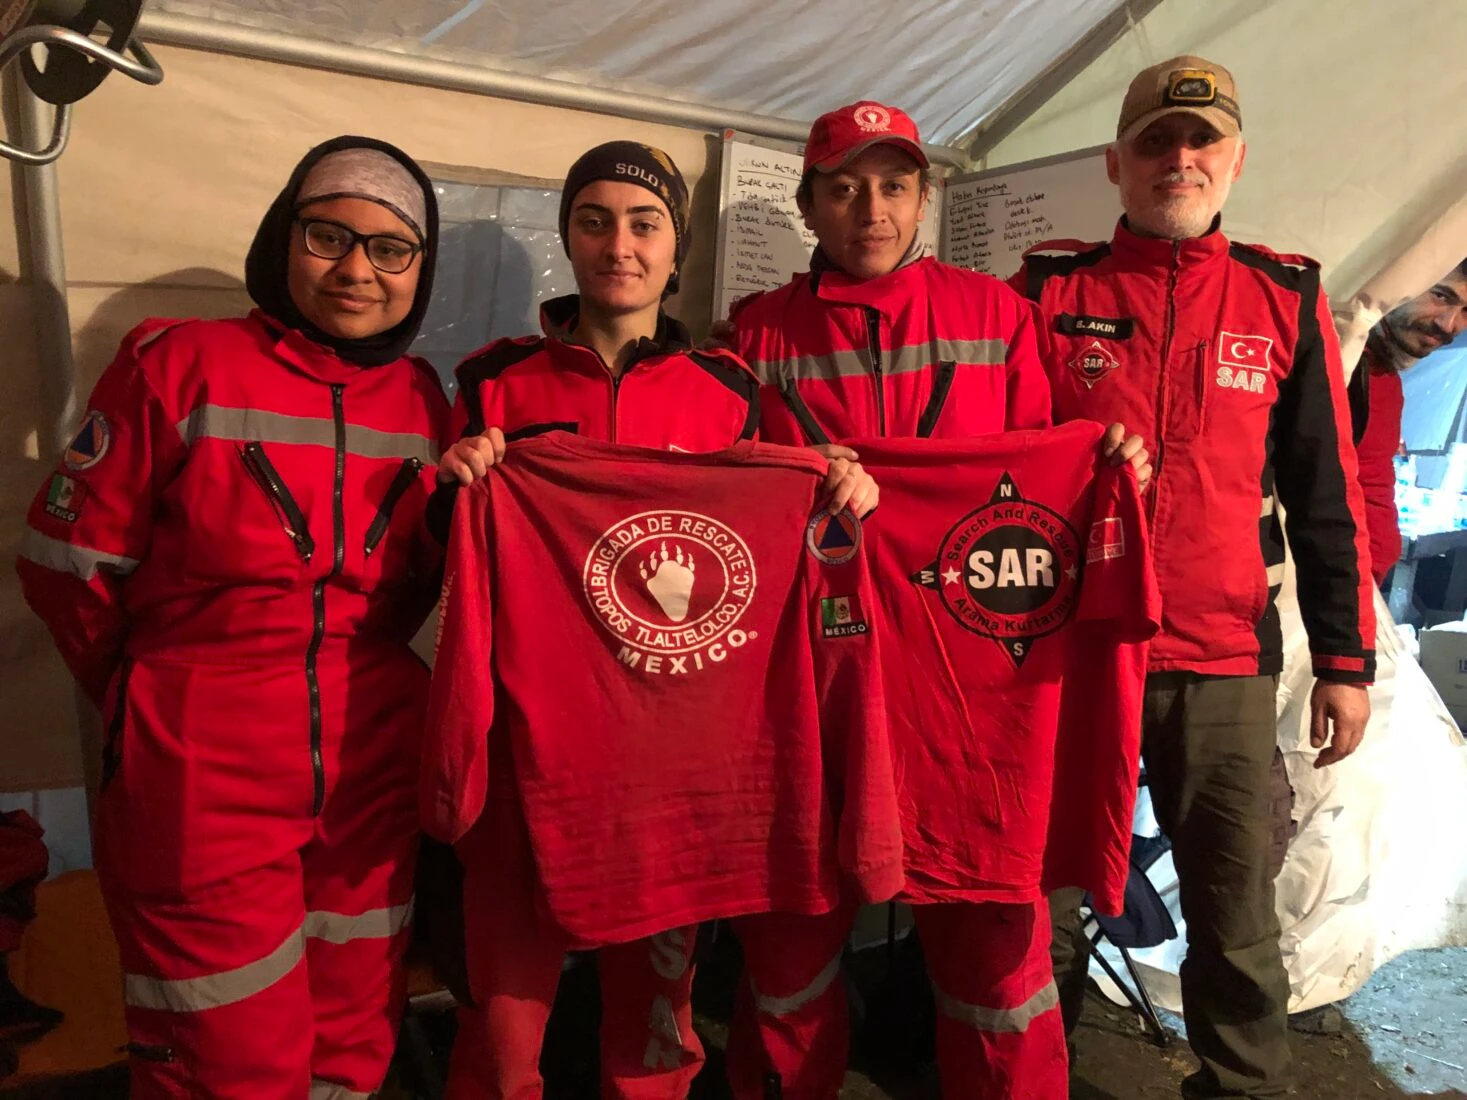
[
  {"xmin": 583, "ymin": 510, "xmax": 758, "ymax": 676},
  {"xmin": 911, "ymin": 472, "xmax": 1081, "ymax": 666},
  {"xmin": 1069, "ymin": 340, "xmax": 1119, "ymax": 389}
]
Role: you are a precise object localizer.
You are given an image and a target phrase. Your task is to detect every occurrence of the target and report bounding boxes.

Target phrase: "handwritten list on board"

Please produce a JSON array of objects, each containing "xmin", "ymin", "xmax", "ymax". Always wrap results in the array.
[
  {"xmin": 714, "ymin": 133, "xmax": 941, "ymax": 323},
  {"xmin": 941, "ymin": 147, "xmax": 1117, "ymax": 279},
  {"xmin": 717, "ymin": 150, "xmax": 819, "ymax": 322}
]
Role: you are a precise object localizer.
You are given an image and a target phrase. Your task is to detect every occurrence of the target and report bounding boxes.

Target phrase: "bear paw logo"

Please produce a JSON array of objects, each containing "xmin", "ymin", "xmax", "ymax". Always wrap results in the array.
[{"xmin": 639, "ymin": 541, "xmax": 696, "ymax": 622}]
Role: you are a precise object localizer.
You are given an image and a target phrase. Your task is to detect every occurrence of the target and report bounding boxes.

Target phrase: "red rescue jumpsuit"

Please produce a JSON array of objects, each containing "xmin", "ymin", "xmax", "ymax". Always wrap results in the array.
[
  {"xmin": 432, "ymin": 295, "xmax": 759, "ymax": 1100},
  {"xmin": 17, "ymin": 310, "xmax": 449, "ymax": 1099},
  {"xmin": 726, "ymin": 255, "xmax": 1068, "ymax": 1099}
]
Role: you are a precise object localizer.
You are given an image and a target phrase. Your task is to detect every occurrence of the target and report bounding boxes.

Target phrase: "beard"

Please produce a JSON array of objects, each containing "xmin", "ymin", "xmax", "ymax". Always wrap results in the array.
[
  {"xmin": 1381, "ymin": 317, "xmax": 1450, "ymax": 362},
  {"xmin": 1133, "ymin": 197, "xmax": 1217, "ymax": 240},
  {"xmin": 1124, "ymin": 164, "xmax": 1236, "ymax": 241}
]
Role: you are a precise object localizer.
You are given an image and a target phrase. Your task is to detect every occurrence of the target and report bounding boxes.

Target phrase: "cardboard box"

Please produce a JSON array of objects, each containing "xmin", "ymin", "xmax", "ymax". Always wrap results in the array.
[{"xmin": 1418, "ymin": 620, "xmax": 1467, "ymax": 711}]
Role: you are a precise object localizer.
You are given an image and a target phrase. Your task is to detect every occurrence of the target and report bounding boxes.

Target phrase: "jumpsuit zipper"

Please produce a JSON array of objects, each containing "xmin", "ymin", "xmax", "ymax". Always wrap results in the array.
[
  {"xmin": 240, "ymin": 443, "xmax": 315, "ymax": 562},
  {"xmin": 864, "ymin": 306, "xmax": 887, "ymax": 435},
  {"xmin": 306, "ymin": 383, "xmax": 347, "ymax": 817},
  {"xmin": 364, "ymin": 457, "xmax": 424, "ymax": 556},
  {"xmin": 1148, "ymin": 241, "xmax": 1181, "ymax": 521}
]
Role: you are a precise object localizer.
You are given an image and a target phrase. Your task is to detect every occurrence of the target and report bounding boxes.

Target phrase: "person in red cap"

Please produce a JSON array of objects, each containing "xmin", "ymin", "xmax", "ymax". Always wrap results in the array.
[{"xmin": 722, "ymin": 101, "xmax": 1151, "ymax": 1100}]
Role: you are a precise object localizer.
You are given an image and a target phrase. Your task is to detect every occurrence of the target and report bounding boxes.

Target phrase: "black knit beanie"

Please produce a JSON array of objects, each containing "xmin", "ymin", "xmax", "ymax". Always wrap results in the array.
[{"xmin": 558, "ymin": 141, "xmax": 691, "ymax": 297}]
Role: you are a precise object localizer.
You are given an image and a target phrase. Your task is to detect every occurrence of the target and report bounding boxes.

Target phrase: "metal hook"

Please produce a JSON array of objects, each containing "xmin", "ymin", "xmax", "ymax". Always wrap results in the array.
[{"xmin": 0, "ymin": 23, "xmax": 164, "ymax": 165}]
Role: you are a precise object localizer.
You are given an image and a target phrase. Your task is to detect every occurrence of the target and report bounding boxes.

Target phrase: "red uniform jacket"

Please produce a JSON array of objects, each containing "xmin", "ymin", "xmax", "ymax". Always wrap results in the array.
[
  {"xmin": 856, "ymin": 423, "xmax": 1159, "ymax": 914},
  {"xmin": 1012, "ymin": 221, "xmax": 1376, "ymax": 684},
  {"xmin": 17, "ymin": 311, "xmax": 449, "ymax": 815},
  {"xmin": 450, "ymin": 295, "xmax": 757, "ymax": 446},
  {"xmin": 422, "ymin": 435, "xmax": 903, "ymax": 946},
  {"xmin": 427, "ymin": 295, "xmax": 761, "ymax": 542},
  {"xmin": 730, "ymin": 255, "xmax": 1053, "ymax": 443},
  {"xmin": 1349, "ymin": 343, "xmax": 1404, "ymax": 584}
]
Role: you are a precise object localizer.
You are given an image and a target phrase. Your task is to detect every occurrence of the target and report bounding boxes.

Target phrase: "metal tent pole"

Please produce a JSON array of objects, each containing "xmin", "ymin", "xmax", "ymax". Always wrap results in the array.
[{"xmin": 8, "ymin": 67, "xmax": 99, "ymax": 822}]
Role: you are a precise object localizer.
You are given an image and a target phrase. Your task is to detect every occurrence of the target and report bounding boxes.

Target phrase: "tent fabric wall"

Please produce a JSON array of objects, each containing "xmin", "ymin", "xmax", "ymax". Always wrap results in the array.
[
  {"xmin": 3, "ymin": 42, "xmax": 724, "ymax": 792},
  {"xmin": 145, "ymin": 0, "xmax": 1125, "ymax": 148},
  {"xmin": 981, "ymin": 0, "xmax": 1467, "ymax": 302}
]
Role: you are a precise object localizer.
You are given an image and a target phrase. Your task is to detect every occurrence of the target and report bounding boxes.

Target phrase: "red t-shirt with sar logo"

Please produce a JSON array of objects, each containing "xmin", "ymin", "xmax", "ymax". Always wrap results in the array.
[
  {"xmin": 854, "ymin": 421, "xmax": 1161, "ymax": 914},
  {"xmin": 421, "ymin": 433, "xmax": 904, "ymax": 947}
]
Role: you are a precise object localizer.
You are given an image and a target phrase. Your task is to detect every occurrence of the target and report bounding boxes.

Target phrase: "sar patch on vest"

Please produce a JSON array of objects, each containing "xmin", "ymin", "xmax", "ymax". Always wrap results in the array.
[
  {"xmin": 1068, "ymin": 340, "xmax": 1120, "ymax": 390},
  {"xmin": 911, "ymin": 472, "xmax": 1081, "ymax": 666}
]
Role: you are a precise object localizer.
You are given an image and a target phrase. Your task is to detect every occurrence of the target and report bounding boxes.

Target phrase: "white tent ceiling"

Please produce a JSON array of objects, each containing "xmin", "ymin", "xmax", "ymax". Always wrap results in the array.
[{"xmin": 146, "ymin": 0, "xmax": 1128, "ymax": 148}]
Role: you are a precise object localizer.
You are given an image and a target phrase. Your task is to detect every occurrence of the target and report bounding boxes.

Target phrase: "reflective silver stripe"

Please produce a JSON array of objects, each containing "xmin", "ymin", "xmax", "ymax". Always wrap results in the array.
[
  {"xmin": 303, "ymin": 899, "xmax": 414, "ymax": 945},
  {"xmin": 932, "ymin": 977, "xmax": 1059, "ymax": 1034},
  {"xmin": 309, "ymin": 1080, "xmax": 372, "ymax": 1100},
  {"xmin": 124, "ymin": 927, "xmax": 304, "ymax": 1013},
  {"xmin": 750, "ymin": 953, "xmax": 841, "ymax": 1017},
  {"xmin": 1260, "ymin": 494, "xmax": 1276, "ymax": 519},
  {"xmin": 176, "ymin": 405, "xmax": 440, "ymax": 463},
  {"xmin": 1266, "ymin": 563, "xmax": 1286, "ymax": 587},
  {"xmin": 20, "ymin": 529, "xmax": 140, "ymax": 581},
  {"xmin": 746, "ymin": 338, "xmax": 1008, "ymax": 385}
]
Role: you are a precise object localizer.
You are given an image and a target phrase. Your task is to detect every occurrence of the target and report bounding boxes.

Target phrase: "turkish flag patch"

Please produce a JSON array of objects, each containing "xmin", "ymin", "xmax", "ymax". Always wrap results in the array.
[
  {"xmin": 1086, "ymin": 517, "xmax": 1126, "ymax": 564},
  {"xmin": 1217, "ymin": 332, "xmax": 1274, "ymax": 370}
]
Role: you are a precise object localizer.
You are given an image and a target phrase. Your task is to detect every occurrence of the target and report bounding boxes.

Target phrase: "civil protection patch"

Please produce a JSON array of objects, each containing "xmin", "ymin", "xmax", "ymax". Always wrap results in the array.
[{"xmin": 806, "ymin": 507, "xmax": 862, "ymax": 566}]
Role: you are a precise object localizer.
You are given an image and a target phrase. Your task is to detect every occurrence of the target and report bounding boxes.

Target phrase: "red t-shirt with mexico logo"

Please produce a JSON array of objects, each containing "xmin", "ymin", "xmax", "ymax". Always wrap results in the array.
[{"xmin": 421, "ymin": 433, "xmax": 903, "ymax": 947}]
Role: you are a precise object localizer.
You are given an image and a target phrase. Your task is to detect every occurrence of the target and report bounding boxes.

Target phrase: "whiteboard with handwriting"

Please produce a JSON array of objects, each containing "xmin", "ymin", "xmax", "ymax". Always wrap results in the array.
[
  {"xmin": 942, "ymin": 145, "xmax": 1118, "ymax": 280},
  {"xmin": 713, "ymin": 132, "xmax": 941, "ymax": 322}
]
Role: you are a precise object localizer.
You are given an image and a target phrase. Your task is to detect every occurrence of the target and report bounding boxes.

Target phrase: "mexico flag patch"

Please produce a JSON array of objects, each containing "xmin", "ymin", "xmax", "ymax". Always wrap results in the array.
[
  {"xmin": 819, "ymin": 594, "xmax": 868, "ymax": 639},
  {"xmin": 44, "ymin": 474, "xmax": 86, "ymax": 523}
]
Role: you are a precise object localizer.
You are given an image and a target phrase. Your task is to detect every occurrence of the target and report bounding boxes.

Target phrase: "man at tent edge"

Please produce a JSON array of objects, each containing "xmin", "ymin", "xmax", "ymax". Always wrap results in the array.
[
  {"xmin": 1012, "ymin": 54, "xmax": 1375, "ymax": 1100},
  {"xmin": 1348, "ymin": 259, "xmax": 1467, "ymax": 586}
]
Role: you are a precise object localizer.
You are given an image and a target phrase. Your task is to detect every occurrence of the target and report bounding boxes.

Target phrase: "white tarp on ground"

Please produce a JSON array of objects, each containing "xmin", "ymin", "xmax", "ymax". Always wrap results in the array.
[
  {"xmin": 1103, "ymin": 579, "xmax": 1467, "ymax": 1014},
  {"xmin": 146, "ymin": 0, "xmax": 1126, "ymax": 146}
]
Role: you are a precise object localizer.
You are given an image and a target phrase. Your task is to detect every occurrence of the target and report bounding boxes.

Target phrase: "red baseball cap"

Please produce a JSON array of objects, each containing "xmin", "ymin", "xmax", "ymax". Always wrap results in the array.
[{"xmin": 803, "ymin": 101, "xmax": 929, "ymax": 175}]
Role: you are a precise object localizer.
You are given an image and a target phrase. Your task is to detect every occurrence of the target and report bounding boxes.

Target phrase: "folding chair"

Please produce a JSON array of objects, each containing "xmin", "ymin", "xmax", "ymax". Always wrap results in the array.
[{"xmin": 1082, "ymin": 831, "xmax": 1176, "ymax": 1047}]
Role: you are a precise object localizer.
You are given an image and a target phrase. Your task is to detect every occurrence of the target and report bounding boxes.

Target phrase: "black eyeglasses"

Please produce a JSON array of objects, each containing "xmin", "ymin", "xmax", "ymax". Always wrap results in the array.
[{"xmin": 297, "ymin": 218, "xmax": 423, "ymax": 275}]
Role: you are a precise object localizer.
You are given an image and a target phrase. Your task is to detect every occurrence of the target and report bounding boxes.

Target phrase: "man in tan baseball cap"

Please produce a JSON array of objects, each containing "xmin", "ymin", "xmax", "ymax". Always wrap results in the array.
[
  {"xmin": 1107, "ymin": 54, "xmax": 1247, "ymax": 240},
  {"xmin": 1012, "ymin": 51, "xmax": 1375, "ymax": 1100}
]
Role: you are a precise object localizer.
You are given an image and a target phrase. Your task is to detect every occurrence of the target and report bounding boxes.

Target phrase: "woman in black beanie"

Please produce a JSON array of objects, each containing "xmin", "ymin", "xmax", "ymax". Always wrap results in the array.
[{"xmin": 426, "ymin": 141, "xmax": 876, "ymax": 1100}]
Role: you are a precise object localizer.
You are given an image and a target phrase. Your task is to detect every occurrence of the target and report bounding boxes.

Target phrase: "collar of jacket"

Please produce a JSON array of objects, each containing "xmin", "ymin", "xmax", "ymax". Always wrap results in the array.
[
  {"xmin": 251, "ymin": 309, "xmax": 370, "ymax": 384},
  {"xmin": 538, "ymin": 293, "xmax": 694, "ymax": 372},
  {"xmin": 1363, "ymin": 327, "xmax": 1407, "ymax": 375},
  {"xmin": 1110, "ymin": 215, "xmax": 1230, "ymax": 270},
  {"xmin": 806, "ymin": 253, "xmax": 934, "ymax": 308}
]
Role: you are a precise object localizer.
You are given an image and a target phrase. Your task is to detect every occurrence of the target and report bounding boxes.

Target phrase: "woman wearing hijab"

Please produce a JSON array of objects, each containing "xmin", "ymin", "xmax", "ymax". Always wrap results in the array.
[{"xmin": 17, "ymin": 135, "xmax": 450, "ymax": 1098}]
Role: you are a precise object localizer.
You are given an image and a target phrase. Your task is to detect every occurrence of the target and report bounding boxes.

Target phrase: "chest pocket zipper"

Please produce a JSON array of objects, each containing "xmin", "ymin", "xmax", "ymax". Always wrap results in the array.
[
  {"xmin": 916, "ymin": 361, "xmax": 957, "ymax": 438},
  {"xmin": 240, "ymin": 442, "xmax": 315, "ymax": 562},
  {"xmin": 364, "ymin": 457, "xmax": 424, "ymax": 557}
]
